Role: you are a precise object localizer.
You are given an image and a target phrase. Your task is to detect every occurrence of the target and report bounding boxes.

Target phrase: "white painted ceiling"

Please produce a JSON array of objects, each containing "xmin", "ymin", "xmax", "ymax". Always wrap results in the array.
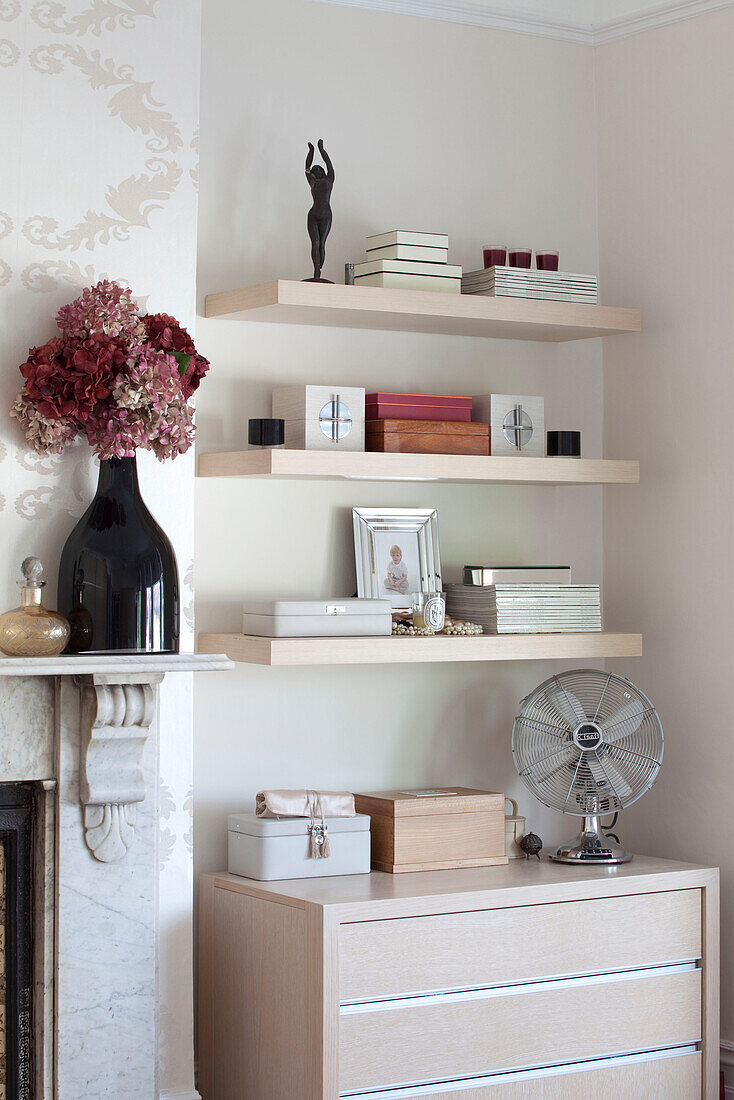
[{"xmin": 312, "ymin": 0, "xmax": 733, "ymax": 43}]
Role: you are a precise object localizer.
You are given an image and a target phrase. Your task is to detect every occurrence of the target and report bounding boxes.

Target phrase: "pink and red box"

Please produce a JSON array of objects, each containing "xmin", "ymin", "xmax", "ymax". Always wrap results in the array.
[{"xmin": 365, "ymin": 392, "xmax": 472, "ymax": 423}]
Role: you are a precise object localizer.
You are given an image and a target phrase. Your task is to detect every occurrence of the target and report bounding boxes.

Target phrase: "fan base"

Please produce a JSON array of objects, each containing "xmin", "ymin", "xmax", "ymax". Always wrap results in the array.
[{"xmin": 550, "ymin": 819, "xmax": 632, "ymax": 864}]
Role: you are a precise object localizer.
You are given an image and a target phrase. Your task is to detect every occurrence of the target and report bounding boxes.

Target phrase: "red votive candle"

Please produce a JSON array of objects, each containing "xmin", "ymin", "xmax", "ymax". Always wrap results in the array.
[
  {"xmin": 508, "ymin": 247, "xmax": 532, "ymax": 269},
  {"xmin": 536, "ymin": 250, "xmax": 559, "ymax": 271},
  {"xmin": 483, "ymin": 247, "xmax": 507, "ymax": 268}
]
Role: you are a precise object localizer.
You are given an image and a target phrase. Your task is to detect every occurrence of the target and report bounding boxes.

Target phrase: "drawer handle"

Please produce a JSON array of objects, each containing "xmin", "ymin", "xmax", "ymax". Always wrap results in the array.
[
  {"xmin": 339, "ymin": 1045, "xmax": 700, "ymax": 1099},
  {"xmin": 340, "ymin": 961, "xmax": 699, "ymax": 1014}
]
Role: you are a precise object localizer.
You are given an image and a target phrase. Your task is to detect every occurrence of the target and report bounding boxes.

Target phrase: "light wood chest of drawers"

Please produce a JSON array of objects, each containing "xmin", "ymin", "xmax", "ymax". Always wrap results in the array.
[{"xmin": 198, "ymin": 857, "xmax": 719, "ymax": 1099}]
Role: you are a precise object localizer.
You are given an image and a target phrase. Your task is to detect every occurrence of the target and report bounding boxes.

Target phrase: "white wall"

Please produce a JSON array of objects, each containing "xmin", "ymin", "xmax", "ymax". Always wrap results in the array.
[
  {"xmin": 194, "ymin": 0, "xmax": 608, "ymax": 894},
  {"xmin": 596, "ymin": 5, "xmax": 734, "ymax": 1056},
  {"xmin": 0, "ymin": 3, "xmax": 201, "ymax": 1095}
]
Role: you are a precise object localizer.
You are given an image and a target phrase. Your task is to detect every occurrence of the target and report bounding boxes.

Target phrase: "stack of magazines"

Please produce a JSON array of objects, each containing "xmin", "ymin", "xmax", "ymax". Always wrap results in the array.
[
  {"xmin": 445, "ymin": 583, "xmax": 601, "ymax": 634},
  {"xmin": 461, "ymin": 266, "xmax": 598, "ymax": 303}
]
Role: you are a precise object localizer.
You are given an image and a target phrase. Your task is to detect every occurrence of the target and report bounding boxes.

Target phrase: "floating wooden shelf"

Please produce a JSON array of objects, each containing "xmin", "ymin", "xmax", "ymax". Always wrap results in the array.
[
  {"xmin": 197, "ymin": 632, "xmax": 643, "ymax": 667},
  {"xmin": 204, "ymin": 280, "xmax": 641, "ymax": 342},
  {"xmin": 197, "ymin": 450, "xmax": 639, "ymax": 484}
]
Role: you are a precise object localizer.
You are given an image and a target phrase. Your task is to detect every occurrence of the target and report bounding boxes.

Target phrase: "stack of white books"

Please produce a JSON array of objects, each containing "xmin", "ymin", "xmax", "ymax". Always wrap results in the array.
[
  {"xmin": 461, "ymin": 266, "xmax": 598, "ymax": 303},
  {"xmin": 445, "ymin": 583, "xmax": 601, "ymax": 634},
  {"xmin": 354, "ymin": 231, "xmax": 461, "ymax": 293}
]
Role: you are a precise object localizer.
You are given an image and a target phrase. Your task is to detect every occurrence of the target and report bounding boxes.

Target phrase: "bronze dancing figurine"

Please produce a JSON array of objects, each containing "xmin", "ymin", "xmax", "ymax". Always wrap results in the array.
[{"xmin": 304, "ymin": 139, "xmax": 334, "ymax": 283}]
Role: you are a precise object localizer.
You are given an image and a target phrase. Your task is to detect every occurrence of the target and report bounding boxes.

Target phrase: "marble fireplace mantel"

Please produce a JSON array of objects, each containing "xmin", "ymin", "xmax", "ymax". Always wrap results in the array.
[
  {"xmin": 0, "ymin": 652, "xmax": 231, "ymax": 677},
  {"xmin": 1, "ymin": 654, "xmax": 231, "ymax": 863},
  {"xmin": 0, "ymin": 651, "xmax": 232, "ymax": 1099}
]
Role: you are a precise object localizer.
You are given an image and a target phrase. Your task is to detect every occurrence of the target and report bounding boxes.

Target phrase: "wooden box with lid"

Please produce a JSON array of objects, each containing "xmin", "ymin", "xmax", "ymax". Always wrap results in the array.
[
  {"xmin": 353, "ymin": 787, "xmax": 507, "ymax": 872},
  {"xmin": 366, "ymin": 418, "xmax": 489, "ymax": 455}
]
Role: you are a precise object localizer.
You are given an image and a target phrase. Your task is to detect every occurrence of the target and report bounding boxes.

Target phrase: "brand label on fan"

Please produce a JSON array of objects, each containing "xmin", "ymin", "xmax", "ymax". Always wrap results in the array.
[
  {"xmin": 573, "ymin": 722, "xmax": 602, "ymax": 750},
  {"xmin": 579, "ymin": 849, "xmax": 614, "ymax": 859}
]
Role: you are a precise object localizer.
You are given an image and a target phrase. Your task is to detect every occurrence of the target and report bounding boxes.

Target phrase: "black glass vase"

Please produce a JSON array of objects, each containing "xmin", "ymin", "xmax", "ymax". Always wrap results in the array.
[{"xmin": 58, "ymin": 456, "xmax": 179, "ymax": 654}]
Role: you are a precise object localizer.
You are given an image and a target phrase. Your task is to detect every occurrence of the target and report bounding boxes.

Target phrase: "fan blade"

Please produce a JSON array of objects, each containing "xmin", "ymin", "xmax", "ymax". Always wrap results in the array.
[
  {"xmin": 516, "ymin": 716, "xmax": 569, "ymax": 742},
  {"xmin": 586, "ymin": 751, "xmax": 632, "ymax": 804},
  {"xmin": 599, "ymin": 754, "xmax": 634, "ymax": 802},
  {"xmin": 601, "ymin": 698, "xmax": 645, "ymax": 743},
  {"xmin": 547, "ymin": 687, "xmax": 587, "ymax": 730},
  {"xmin": 523, "ymin": 743, "xmax": 578, "ymax": 784}
]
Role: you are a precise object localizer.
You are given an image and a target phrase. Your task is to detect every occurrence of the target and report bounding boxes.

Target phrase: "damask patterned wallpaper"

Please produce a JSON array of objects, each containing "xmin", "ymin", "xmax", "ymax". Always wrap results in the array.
[{"xmin": 0, "ymin": 2, "xmax": 202, "ymax": 1094}]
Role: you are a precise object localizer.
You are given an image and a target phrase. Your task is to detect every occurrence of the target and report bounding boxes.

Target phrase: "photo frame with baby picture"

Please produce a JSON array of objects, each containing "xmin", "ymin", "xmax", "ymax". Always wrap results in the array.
[{"xmin": 352, "ymin": 508, "xmax": 442, "ymax": 611}]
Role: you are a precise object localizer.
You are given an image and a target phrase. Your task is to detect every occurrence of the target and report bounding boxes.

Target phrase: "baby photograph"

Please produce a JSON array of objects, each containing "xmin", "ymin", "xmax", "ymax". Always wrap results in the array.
[{"xmin": 375, "ymin": 531, "xmax": 421, "ymax": 609}]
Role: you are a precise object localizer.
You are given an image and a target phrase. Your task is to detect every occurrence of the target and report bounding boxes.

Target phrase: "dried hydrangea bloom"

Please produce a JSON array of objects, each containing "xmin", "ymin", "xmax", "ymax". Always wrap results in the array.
[
  {"xmin": 112, "ymin": 345, "xmax": 181, "ymax": 412},
  {"xmin": 56, "ymin": 280, "xmax": 146, "ymax": 345},
  {"xmin": 147, "ymin": 401, "xmax": 196, "ymax": 462},
  {"xmin": 143, "ymin": 312, "xmax": 210, "ymax": 397},
  {"xmin": 84, "ymin": 392, "xmax": 195, "ymax": 462},
  {"xmin": 13, "ymin": 279, "xmax": 206, "ymax": 461},
  {"xmin": 83, "ymin": 407, "xmax": 145, "ymax": 460},
  {"xmin": 10, "ymin": 392, "xmax": 77, "ymax": 454}
]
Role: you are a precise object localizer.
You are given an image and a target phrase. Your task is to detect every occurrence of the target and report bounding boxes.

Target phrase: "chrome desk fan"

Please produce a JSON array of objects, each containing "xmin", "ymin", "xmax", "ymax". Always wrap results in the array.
[{"xmin": 512, "ymin": 669, "xmax": 663, "ymax": 864}]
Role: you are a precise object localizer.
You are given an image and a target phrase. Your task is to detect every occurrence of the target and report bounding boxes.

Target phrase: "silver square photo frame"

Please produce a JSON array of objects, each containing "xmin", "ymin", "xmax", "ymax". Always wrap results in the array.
[{"xmin": 352, "ymin": 508, "xmax": 442, "ymax": 611}]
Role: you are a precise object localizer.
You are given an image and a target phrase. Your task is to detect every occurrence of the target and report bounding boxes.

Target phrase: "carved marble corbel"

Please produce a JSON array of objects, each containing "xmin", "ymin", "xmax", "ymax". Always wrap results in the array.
[{"xmin": 76, "ymin": 675, "xmax": 163, "ymax": 862}]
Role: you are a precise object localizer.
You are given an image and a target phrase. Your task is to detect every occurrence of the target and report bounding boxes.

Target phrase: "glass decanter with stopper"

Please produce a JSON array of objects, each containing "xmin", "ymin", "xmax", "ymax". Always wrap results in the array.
[{"xmin": 0, "ymin": 557, "xmax": 70, "ymax": 657}]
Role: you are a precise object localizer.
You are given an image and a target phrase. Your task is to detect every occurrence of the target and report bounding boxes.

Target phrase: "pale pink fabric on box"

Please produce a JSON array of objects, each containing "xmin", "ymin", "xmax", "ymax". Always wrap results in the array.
[{"xmin": 255, "ymin": 790, "xmax": 356, "ymax": 818}]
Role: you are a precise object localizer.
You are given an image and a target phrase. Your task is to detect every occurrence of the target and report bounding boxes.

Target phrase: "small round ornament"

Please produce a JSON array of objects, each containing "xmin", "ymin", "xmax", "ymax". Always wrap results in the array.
[{"xmin": 519, "ymin": 831, "xmax": 543, "ymax": 860}]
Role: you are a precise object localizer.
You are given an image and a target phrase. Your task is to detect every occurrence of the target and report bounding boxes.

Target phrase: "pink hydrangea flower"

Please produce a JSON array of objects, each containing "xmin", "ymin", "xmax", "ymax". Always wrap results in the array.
[
  {"xmin": 11, "ymin": 280, "xmax": 207, "ymax": 461},
  {"xmin": 10, "ymin": 392, "xmax": 78, "ymax": 454},
  {"xmin": 56, "ymin": 280, "xmax": 146, "ymax": 344},
  {"xmin": 143, "ymin": 312, "xmax": 210, "ymax": 398}
]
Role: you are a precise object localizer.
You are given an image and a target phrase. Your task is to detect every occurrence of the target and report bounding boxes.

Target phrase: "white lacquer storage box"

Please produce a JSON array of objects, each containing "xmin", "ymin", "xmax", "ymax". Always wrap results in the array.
[
  {"xmin": 227, "ymin": 813, "xmax": 372, "ymax": 880},
  {"xmin": 272, "ymin": 385, "xmax": 365, "ymax": 450},
  {"xmin": 242, "ymin": 598, "xmax": 392, "ymax": 638}
]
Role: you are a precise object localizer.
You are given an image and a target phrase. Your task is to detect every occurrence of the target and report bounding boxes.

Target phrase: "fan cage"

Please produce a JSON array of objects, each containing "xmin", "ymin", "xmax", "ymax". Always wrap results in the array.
[{"xmin": 512, "ymin": 669, "xmax": 663, "ymax": 817}]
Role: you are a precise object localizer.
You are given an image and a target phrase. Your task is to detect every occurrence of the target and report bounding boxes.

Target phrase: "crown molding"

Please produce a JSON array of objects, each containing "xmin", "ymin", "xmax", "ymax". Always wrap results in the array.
[
  {"xmin": 310, "ymin": 0, "xmax": 594, "ymax": 42},
  {"xmin": 594, "ymin": 0, "xmax": 734, "ymax": 41},
  {"xmin": 310, "ymin": 0, "xmax": 734, "ymax": 44}
]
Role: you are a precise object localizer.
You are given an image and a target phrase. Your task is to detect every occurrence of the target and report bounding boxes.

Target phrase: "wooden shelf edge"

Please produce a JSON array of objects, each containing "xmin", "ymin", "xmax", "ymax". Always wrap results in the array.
[
  {"xmin": 197, "ymin": 632, "xmax": 643, "ymax": 667},
  {"xmin": 197, "ymin": 450, "xmax": 640, "ymax": 485},
  {"xmin": 204, "ymin": 280, "xmax": 641, "ymax": 342}
]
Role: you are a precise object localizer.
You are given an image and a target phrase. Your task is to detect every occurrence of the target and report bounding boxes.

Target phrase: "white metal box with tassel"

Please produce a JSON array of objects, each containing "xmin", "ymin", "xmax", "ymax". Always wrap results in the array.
[{"xmin": 227, "ymin": 813, "xmax": 371, "ymax": 880}]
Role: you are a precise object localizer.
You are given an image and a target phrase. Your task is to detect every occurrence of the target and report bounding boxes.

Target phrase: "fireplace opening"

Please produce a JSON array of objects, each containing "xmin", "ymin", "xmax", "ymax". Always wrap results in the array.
[{"xmin": 0, "ymin": 785, "xmax": 34, "ymax": 1100}]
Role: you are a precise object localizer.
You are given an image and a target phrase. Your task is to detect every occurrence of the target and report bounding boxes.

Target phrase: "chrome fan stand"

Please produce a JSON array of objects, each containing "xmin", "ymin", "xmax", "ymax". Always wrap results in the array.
[{"xmin": 550, "ymin": 795, "xmax": 632, "ymax": 865}]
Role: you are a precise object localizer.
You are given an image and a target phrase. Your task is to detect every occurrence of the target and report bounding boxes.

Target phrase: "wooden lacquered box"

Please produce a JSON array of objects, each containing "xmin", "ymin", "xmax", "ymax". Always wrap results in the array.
[
  {"xmin": 365, "ymin": 392, "xmax": 472, "ymax": 422},
  {"xmin": 366, "ymin": 418, "xmax": 489, "ymax": 455},
  {"xmin": 353, "ymin": 787, "xmax": 507, "ymax": 872}
]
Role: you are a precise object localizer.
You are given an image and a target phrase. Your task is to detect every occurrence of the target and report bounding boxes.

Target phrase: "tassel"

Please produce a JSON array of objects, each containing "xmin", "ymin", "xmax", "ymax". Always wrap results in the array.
[
  {"xmin": 309, "ymin": 823, "xmax": 329, "ymax": 858},
  {"xmin": 307, "ymin": 791, "xmax": 331, "ymax": 858}
]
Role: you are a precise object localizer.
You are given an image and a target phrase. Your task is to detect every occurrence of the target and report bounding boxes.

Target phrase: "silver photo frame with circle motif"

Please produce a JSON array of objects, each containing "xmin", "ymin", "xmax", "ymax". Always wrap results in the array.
[{"xmin": 352, "ymin": 508, "xmax": 442, "ymax": 611}]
